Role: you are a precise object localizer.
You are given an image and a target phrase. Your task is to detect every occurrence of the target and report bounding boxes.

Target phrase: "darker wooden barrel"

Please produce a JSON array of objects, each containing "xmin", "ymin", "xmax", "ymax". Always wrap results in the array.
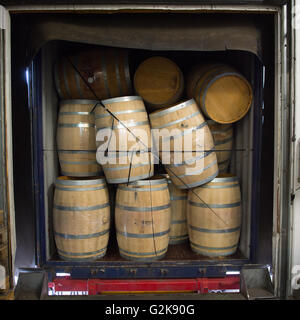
[
  {"xmin": 134, "ymin": 56, "xmax": 184, "ymax": 110},
  {"xmin": 54, "ymin": 48, "xmax": 132, "ymax": 100}
]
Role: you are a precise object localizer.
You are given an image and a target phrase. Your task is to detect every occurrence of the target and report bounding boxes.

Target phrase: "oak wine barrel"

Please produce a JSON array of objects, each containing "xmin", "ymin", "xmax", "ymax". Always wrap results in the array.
[
  {"xmin": 134, "ymin": 57, "xmax": 184, "ymax": 110},
  {"xmin": 56, "ymin": 99, "xmax": 103, "ymax": 177},
  {"xmin": 95, "ymin": 96, "xmax": 154, "ymax": 184},
  {"xmin": 53, "ymin": 176, "xmax": 110, "ymax": 261},
  {"xmin": 150, "ymin": 99, "xmax": 219, "ymax": 189},
  {"xmin": 115, "ymin": 177, "xmax": 171, "ymax": 261},
  {"xmin": 187, "ymin": 63, "xmax": 253, "ymax": 124},
  {"xmin": 187, "ymin": 174, "xmax": 242, "ymax": 257}
]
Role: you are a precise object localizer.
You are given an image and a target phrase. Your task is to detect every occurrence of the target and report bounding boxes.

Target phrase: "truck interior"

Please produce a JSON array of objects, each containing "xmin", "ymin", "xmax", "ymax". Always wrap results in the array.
[{"xmin": 9, "ymin": 11, "xmax": 275, "ymax": 284}]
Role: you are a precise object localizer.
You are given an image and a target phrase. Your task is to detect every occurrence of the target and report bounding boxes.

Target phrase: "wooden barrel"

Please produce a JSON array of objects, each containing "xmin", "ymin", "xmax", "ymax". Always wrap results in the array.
[
  {"xmin": 0, "ymin": 210, "xmax": 3, "ymax": 226},
  {"xmin": 186, "ymin": 63, "xmax": 253, "ymax": 124},
  {"xmin": 95, "ymin": 96, "xmax": 154, "ymax": 183},
  {"xmin": 0, "ymin": 226, "xmax": 7, "ymax": 245},
  {"xmin": 134, "ymin": 57, "xmax": 184, "ymax": 110},
  {"xmin": 150, "ymin": 99, "xmax": 219, "ymax": 189},
  {"xmin": 54, "ymin": 48, "xmax": 132, "ymax": 100},
  {"xmin": 115, "ymin": 177, "xmax": 171, "ymax": 261},
  {"xmin": 207, "ymin": 120, "xmax": 233, "ymax": 173},
  {"xmin": 56, "ymin": 100, "xmax": 103, "ymax": 177},
  {"xmin": 187, "ymin": 174, "xmax": 241, "ymax": 257},
  {"xmin": 53, "ymin": 176, "xmax": 110, "ymax": 261},
  {"xmin": 160, "ymin": 174, "xmax": 188, "ymax": 244}
]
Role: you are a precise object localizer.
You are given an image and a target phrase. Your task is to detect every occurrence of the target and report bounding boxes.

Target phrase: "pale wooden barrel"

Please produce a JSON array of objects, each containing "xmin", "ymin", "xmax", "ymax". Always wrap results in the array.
[
  {"xmin": 134, "ymin": 57, "xmax": 184, "ymax": 110},
  {"xmin": 187, "ymin": 63, "xmax": 253, "ymax": 124},
  {"xmin": 115, "ymin": 177, "xmax": 171, "ymax": 261},
  {"xmin": 187, "ymin": 174, "xmax": 242, "ymax": 257},
  {"xmin": 53, "ymin": 176, "xmax": 110, "ymax": 261},
  {"xmin": 56, "ymin": 100, "xmax": 103, "ymax": 177},
  {"xmin": 207, "ymin": 120, "xmax": 233, "ymax": 173},
  {"xmin": 150, "ymin": 99, "xmax": 219, "ymax": 189},
  {"xmin": 95, "ymin": 96, "xmax": 154, "ymax": 183},
  {"xmin": 54, "ymin": 48, "xmax": 132, "ymax": 100},
  {"xmin": 160, "ymin": 174, "xmax": 188, "ymax": 244}
]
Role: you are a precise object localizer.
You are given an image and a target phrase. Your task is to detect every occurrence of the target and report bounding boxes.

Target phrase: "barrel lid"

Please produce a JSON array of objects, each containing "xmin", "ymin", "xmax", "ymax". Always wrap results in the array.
[
  {"xmin": 201, "ymin": 72, "xmax": 253, "ymax": 124},
  {"xmin": 55, "ymin": 176, "xmax": 106, "ymax": 186},
  {"xmin": 149, "ymin": 99, "xmax": 195, "ymax": 119},
  {"xmin": 101, "ymin": 96, "xmax": 143, "ymax": 105}
]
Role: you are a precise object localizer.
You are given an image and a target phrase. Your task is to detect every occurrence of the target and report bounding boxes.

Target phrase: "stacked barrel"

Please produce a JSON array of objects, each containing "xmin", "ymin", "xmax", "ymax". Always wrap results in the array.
[
  {"xmin": 142, "ymin": 57, "xmax": 251, "ymax": 258},
  {"xmin": 53, "ymin": 47, "xmax": 253, "ymax": 261},
  {"xmin": 53, "ymin": 47, "xmax": 133, "ymax": 261}
]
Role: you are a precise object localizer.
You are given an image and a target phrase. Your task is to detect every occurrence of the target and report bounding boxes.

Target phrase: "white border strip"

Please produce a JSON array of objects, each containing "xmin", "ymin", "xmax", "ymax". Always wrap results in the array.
[{"xmin": 6, "ymin": 4, "xmax": 280, "ymax": 13}]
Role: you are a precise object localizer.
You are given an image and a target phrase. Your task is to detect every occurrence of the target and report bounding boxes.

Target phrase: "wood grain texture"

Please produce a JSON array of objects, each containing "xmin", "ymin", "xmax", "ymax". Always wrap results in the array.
[
  {"xmin": 115, "ymin": 177, "xmax": 171, "ymax": 261},
  {"xmin": 56, "ymin": 100, "xmax": 103, "ymax": 177},
  {"xmin": 134, "ymin": 57, "xmax": 184, "ymax": 110},
  {"xmin": 95, "ymin": 96, "xmax": 154, "ymax": 184},
  {"xmin": 53, "ymin": 177, "xmax": 110, "ymax": 261},
  {"xmin": 187, "ymin": 174, "xmax": 242, "ymax": 257},
  {"xmin": 150, "ymin": 99, "xmax": 218, "ymax": 189}
]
